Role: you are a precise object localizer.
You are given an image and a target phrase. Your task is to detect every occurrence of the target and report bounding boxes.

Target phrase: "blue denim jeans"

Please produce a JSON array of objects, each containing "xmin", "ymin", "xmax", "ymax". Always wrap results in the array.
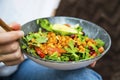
[{"xmin": 4, "ymin": 59, "xmax": 102, "ymax": 80}]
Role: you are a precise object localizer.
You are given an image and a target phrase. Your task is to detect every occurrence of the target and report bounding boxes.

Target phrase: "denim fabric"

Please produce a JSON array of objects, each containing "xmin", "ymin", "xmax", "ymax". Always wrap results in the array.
[{"xmin": 1, "ymin": 59, "xmax": 102, "ymax": 80}]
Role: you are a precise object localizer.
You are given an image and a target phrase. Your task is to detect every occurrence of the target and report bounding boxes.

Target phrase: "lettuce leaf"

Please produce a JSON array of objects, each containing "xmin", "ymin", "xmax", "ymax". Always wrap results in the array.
[
  {"xmin": 37, "ymin": 19, "xmax": 53, "ymax": 31},
  {"xmin": 95, "ymin": 39, "xmax": 105, "ymax": 48},
  {"xmin": 64, "ymin": 40, "xmax": 79, "ymax": 61}
]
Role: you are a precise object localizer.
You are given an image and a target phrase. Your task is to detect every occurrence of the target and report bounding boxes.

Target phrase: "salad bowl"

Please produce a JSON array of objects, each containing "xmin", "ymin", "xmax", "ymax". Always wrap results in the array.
[{"xmin": 20, "ymin": 16, "xmax": 111, "ymax": 70}]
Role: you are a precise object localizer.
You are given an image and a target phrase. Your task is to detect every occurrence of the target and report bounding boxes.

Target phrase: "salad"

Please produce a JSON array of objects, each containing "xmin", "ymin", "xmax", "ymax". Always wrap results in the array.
[{"xmin": 21, "ymin": 19, "xmax": 105, "ymax": 62}]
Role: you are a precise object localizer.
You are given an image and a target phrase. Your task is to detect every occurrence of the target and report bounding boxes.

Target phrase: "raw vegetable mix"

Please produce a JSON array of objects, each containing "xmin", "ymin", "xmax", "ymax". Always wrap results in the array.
[{"xmin": 21, "ymin": 19, "xmax": 105, "ymax": 62}]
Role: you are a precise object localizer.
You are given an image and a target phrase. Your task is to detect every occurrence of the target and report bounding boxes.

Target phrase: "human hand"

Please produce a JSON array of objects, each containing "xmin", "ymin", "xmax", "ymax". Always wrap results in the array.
[
  {"xmin": 0, "ymin": 23, "xmax": 24, "ymax": 66},
  {"xmin": 90, "ymin": 61, "xmax": 96, "ymax": 68}
]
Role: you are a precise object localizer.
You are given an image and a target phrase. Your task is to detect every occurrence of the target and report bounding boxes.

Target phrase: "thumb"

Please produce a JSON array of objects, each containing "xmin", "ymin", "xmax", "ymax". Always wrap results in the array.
[{"xmin": 9, "ymin": 22, "xmax": 21, "ymax": 31}]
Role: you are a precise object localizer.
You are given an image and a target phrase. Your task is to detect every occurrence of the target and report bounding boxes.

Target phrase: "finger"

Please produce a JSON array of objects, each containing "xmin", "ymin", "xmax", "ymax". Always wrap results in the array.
[
  {"xmin": 0, "ymin": 27, "xmax": 6, "ymax": 32},
  {"xmin": 9, "ymin": 23, "xmax": 21, "ymax": 30},
  {"xmin": 90, "ymin": 61, "xmax": 96, "ymax": 68},
  {"xmin": 0, "ymin": 47, "xmax": 24, "ymax": 62},
  {"xmin": 0, "ymin": 31, "xmax": 24, "ymax": 44},
  {"xmin": 0, "ymin": 41, "xmax": 19, "ymax": 54},
  {"xmin": 4, "ymin": 55, "xmax": 24, "ymax": 66}
]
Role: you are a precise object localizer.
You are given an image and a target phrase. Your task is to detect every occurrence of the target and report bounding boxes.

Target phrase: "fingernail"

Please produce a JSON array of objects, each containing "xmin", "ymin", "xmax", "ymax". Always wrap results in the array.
[{"xmin": 19, "ymin": 31, "xmax": 24, "ymax": 37}]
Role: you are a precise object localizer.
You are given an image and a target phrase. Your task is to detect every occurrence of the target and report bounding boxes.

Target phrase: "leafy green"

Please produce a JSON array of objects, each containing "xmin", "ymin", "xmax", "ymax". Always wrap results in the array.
[
  {"xmin": 37, "ymin": 19, "xmax": 53, "ymax": 31},
  {"xmin": 47, "ymin": 52, "xmax": 61, "ymax": 61},
  {"xmin": 95, "ymin": 39, "xmax": 105, "ymax": 48},
  {"xmin": 35, "ymin": 36, "xmax": 48, "ymax": 43},
  {"xmin": 60, "ymin": 54, "xmax": 70, "ymax": 61},
  {"xmin": 64, "ymin": 40, "xmax": 79, "ymax": 61},
  {"xmin": 21, "ymin": 45, "xmax": 27, "ymax": 49},
  {"xmin": 91, "ymin": 44, "xmax": 99, "ymax": 54},
  {"xmin": 75, "ymin": 24, "xmax": 83, "ymax": 34},
  {"xmin": 84, "ymin": 49, "xmax": 90, "ymax": 59},
  {"xmin": 26, "ymin": 47, "xmax": 39, "ymax": 57},
  {"xmin": 23, "ymin": 29, "xmax": 48, "ymax": 47},
  {"xmin": 26, "ymin": 33, "xmax": 34, "ymax": 41}
]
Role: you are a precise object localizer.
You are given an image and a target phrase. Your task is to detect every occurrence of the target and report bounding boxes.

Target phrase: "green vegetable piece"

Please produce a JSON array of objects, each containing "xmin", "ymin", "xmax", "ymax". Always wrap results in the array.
[
  {"xmin": 75, "ymin": 24, "xmax": 83, "ymax": 33},
  {"xmin": 95, "ymin": 39, "xmax": 105, "ymax": 48},
  {"xmin": 60, "ymin": 56, "xmax": 69, "ymax": 61},
  {"xmin": 52, "ymin": 24, "xmax": 77, "ymax": 35},
  {"xmin": 65, "ymin": 40, "xmax": 78, "ymax": 53},
  {"xmin": 22, "ymin": 29, "xmax": 48, "ymax": 48},
  {"xmin": 26, "ymin": 48, "xmax": 38, "ymax": 57},
  {"xmin": 21, "ymin": 45, "xmax": 27, "ymax": 49},
  {"xmin": 33, "ymin": 32, "xmax": 48, "ymax": 43},
  {"xmin": 28, "ymin": 31, "xmax": 48, "ymax": 43},
  {"xmin": 77, "ymin": 33, "xmax": 88, "ymax": 42},
  {"xmin": 26, "ymin": 34, "xmax": 34, "ymax": 41},
  {"xmin": 64, "ymin": 40, "xmax": 79, "ymax": 61},
  {"xmin": 48, "ymin": 52, "xmax": 61, "ymax": 61},
  {"xmin": 91, "ymin": 44, "xmax": 99, "ymax": 53},
  {"xmin": 85, "ymin": 49, "xmax": 90, "ymax": 59},
  {"xmin": 37, "ymin": 19, "xmax": 53, "ymax": 31},
  {"xmin": 52, "ymin": 24, "xmax": 83, "ymax": 36},
  {"xmin": 36, "ymin": 36, "xmax": 48, "ymax": 43}
]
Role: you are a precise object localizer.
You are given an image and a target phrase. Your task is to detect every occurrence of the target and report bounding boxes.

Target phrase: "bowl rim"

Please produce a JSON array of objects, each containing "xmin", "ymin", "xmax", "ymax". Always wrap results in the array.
[{"xmin": 22, "ymin": 16, "xmax": 111, "ymax": 64}]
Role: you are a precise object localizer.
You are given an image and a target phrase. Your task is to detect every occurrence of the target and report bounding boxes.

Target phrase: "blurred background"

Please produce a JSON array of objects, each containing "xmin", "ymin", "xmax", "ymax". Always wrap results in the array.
[{"xmin": 56, "ymin": 0, "xmax": 120, "ymax": 80}]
